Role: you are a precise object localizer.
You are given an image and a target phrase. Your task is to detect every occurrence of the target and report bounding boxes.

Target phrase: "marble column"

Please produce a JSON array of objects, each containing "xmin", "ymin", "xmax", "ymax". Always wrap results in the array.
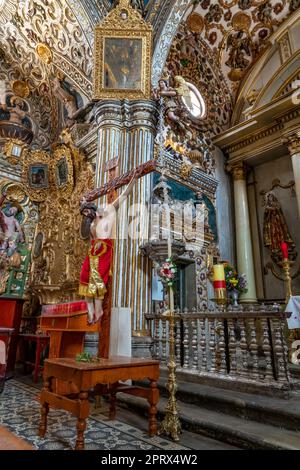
[
  {"xmin": 285, "ymin": 132, "xmax": 300, "ymax": 219},
  {"xmin": 94, "ymin": 100, "xmax": 157, "ymax": 345},
  {"xmin": 231, "ymin": 163, "xmax": 257, "ymax": 302}
]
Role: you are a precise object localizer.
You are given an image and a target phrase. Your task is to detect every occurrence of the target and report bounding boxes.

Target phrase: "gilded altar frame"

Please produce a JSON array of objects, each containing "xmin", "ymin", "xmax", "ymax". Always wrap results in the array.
[
  {"xmin": 52, "ymin": 144, "xmax": 74, "ymax": 198},
  {"xmin": 93, "ymin": 0, "xmax": 152, "ymax": 100},
  {"xmin": 22, "ymin": 149, "xmax": 50, "ymax": 202}
]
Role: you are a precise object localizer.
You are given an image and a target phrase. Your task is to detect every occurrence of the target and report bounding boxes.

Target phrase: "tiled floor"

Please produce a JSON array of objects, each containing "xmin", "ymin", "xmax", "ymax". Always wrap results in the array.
[
  {"xmin": 0, "ymin": 379, "xmax": 187, "ymax": 450},
  {"xmin": 0, "ymin": 373, "xmax": 239, "ymax": 450}
]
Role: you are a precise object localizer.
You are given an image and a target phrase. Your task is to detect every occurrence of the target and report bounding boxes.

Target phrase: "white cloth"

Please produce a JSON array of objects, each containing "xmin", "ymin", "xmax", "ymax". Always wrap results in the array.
[
  {"xmin": 286, "ymin": 296, "xmax": 300, "ymax": 329},
  {"xmin": 0, "ymin": 340, "xmax": 6, "ymax": 365}
]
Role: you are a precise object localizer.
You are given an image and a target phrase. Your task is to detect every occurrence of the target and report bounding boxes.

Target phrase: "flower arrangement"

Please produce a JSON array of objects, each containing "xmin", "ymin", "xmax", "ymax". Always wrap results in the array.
[
  {"xmin": 223, "ymin": 262, "xmax": 247, "ymax": 294},
  {"xmin": 158, "ymin": 258, "xmax": 177, "ymax": 287}
]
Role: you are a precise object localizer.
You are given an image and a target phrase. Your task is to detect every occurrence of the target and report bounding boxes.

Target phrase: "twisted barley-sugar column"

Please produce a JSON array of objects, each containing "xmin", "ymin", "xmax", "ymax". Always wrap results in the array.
[{"xmin": 231, "ymin": 163, "xmax": 257, "ymax": 303}]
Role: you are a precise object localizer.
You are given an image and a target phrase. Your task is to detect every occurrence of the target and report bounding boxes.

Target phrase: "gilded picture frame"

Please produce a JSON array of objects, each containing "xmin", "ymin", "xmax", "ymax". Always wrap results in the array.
[
  {"xmin": 3, "ymin": 139, "xmax": 28, "ymax": 165},
  {"xmin": 51, "ymin": 144, "xmax": 74, "ymax": 198},
  {"xmin": 93, "ymin": 0, "xmax": 152, "ymax": 100},
  {"xmin": 22, "ymin": 149, "xmax": 50, "ymax": 202}
]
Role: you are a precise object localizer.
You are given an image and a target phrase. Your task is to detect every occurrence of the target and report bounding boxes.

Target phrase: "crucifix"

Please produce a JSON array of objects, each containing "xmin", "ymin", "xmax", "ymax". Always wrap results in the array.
[{"xmin": 80, "ymin": 158, "xmax": 156, "ymax": 358}]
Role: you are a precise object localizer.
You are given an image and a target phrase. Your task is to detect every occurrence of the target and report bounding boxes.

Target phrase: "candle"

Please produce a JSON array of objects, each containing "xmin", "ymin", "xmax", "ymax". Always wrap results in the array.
[
  {"xmin": 213, "ymin": 264, "xmax": 226, "ymax": 304},
  {"xmin": 281, "ymin": 242, "xmax": 289, "ymax": 260},
  {"xmin": 213, "ymin": 264, "xmax": 225, "ymax": 283}
]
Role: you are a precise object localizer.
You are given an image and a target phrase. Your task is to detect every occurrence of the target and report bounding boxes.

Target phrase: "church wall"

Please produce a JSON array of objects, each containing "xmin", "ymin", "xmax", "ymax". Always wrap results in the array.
[
  {"xmin": 214, "ymin": 146, "xmax": 234, "ymax": 265},
  {"xmin": 251, "ymin": 154, "xmax": 300, "ymax": 300}
]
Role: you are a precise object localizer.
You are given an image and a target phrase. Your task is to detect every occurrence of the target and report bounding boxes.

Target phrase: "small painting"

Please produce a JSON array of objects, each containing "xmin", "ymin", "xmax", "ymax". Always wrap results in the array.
[
  {"xmin": 33, "ymin": 232, "xmax": 44, "ymax": 258},
  {"xmin": 103, "ymin": 37, "xmax": 142, "ymax": 90},
  {"xmin": 56, "ymin": 156, "xmax": 68, "ymax": 187},
  {"xmin": 28, "ymin": 164, "xmax": 49, "ymax": 189}
]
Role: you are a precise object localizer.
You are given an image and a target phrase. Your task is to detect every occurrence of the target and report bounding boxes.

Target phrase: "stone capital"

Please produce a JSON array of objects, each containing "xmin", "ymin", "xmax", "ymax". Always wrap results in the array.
[
  {"xmin": 282, "ymin": 131, "xmax": 300, "ymax": 156},
  {"xmin": 226, "ymin": 162, "xmax": 247, "ymax": 181},
  {"xmin": 93, "ymin": 99, "xmax": 158, "ymax": 132}
]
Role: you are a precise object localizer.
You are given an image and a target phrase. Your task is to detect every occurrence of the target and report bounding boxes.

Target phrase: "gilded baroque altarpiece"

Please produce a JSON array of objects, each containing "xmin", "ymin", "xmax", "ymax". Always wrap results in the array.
[{"xmin": 28, "ymin": 138, "xmax": 94, "ymax": 305}]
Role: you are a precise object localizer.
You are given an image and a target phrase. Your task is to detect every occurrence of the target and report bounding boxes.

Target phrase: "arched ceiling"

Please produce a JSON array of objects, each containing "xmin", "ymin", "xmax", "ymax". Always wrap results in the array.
[
  {"xmin": 0, "ymin": 0, "xmax": 297, "ymax": 146},
  {"xmin": 160, "ymin": 1, "xmax": 299, "ymax": 94}
]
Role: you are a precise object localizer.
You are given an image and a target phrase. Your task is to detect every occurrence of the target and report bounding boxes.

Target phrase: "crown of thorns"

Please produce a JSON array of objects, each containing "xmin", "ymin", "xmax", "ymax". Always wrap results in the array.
[{"xmin": 80, "ymin": 202, "xmax": 97, "ymax": 214}]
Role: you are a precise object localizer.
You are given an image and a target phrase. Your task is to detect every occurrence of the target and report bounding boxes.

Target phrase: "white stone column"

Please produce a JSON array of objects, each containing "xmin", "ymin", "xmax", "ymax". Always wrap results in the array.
[
  {"xmin": 231, "ymin": 163, "xmax": 257, "ymax": 302},
  {"xmin": 285, "ymin": 133, "xmax": 300, "ymax": 219}
]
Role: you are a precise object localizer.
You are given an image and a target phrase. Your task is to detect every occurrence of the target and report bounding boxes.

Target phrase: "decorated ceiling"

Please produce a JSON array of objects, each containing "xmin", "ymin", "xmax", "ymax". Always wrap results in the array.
[
  {"xmin": 0, "ymin": 0, "xmax": 297, "ymax": 148},
  {"xmin": 181, "ymin": 0, "xmax": 299, "ymax": 92},
  {"xmin": 0, "ymin": 0, "xmax": 174, "ymax": 148}
]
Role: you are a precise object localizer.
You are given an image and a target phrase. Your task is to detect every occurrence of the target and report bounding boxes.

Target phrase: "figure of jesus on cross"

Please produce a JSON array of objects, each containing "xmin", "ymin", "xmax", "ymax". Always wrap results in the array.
[{"xmin": 79, "ymin": 158, "xmax": 156, "ymax": 357}]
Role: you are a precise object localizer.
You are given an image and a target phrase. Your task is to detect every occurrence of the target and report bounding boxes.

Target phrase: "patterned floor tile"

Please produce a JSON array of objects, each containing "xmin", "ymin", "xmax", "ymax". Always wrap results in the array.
[{"xmin": 0, "ymin": 380, "xmax": 187, "ymax": 451}]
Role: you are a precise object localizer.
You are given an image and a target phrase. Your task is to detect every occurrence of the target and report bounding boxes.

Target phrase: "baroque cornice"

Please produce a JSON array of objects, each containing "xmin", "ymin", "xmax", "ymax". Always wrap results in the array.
[
  {"xmin": 223, "ymin": 108, "xmax": 300, "ymax": 155},
  {"xmin": 224, "ymin": 122, "xmax": 284, "ymax": 154}
]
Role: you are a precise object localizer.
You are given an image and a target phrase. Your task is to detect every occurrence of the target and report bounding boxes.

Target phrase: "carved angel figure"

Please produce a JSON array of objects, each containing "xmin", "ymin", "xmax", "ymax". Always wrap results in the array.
[
  {"xmin": 0, "ymin": 96, "xmax": 27, "ymax": 126},
  {"xmin": 52, "ymin": 76, "xmax": 78, "ymax": 127},
  {"xmin": 156, "ymin": 75, "xmax": 192, "ymax": 133},
  {"xmin": 225, "ymin": 31, "xmax": 251, "ymax": 70}
]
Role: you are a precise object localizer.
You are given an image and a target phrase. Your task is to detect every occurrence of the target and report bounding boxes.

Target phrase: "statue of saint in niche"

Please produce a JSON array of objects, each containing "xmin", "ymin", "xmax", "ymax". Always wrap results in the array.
[{"xmin": 263, "ymin": 191, "xmax": 295, "ymax": 256}]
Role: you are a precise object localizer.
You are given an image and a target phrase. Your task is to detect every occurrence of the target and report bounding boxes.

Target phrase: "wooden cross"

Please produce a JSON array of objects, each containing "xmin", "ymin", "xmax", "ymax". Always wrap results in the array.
[{"xmin": 82, "ymin": 158, "xmax": 156, "ymax": 358}]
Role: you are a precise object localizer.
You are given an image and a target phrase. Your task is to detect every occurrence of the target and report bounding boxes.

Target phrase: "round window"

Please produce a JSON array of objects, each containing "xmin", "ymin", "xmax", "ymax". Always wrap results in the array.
[{"xmin": 181, "ymin": 82, "xmax": 206, "ymax": 119}]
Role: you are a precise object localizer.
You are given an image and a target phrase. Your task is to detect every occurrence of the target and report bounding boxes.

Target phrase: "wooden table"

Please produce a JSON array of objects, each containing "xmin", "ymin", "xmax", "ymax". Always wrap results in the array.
[
  {"xmin": 39, "ymin": 356, "xmax": 160, "ymax": 450},
  {"xmin": 18, "ymin": 334, "xmax": 50, "ymax": 383}
]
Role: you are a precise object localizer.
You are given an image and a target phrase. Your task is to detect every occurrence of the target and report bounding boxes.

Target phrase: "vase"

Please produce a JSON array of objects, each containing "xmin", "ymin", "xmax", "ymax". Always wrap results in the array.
[{"xmin": 230, "ymin": 289, "xmax": 239, "ymax": 308}]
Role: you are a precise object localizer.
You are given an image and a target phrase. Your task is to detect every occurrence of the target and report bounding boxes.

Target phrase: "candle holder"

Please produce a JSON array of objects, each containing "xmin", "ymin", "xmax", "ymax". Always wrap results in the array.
[
  {"xmin": 213, "ymin": 287, "xmax": 227, "ymax": 305},
  {"xmin": 278, "ymin": 258, "xmax": 293, "ymax": 303},
  {"xmin": 158, "ymin": 296, "xmax": 181, "ymax": 442}
]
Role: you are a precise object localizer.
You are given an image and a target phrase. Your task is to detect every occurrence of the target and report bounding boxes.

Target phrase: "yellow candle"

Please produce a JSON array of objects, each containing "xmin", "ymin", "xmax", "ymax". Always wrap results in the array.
[{"xmin": 213, "ymin": 264, "xmax": 225, "ymax": 281}]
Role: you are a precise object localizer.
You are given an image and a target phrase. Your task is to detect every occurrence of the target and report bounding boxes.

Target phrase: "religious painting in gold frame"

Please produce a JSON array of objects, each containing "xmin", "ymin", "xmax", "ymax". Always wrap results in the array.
[
  {"xmin": 22, "ymin": 149, "xmax": 50, "ymax": 202},
  {"xmin": 51, "ymin": 144, "xmax": 74, "ymax": 198},
  {"xmin": 93, "ymin": 0, "xmax": 152, "ymax": 100}
]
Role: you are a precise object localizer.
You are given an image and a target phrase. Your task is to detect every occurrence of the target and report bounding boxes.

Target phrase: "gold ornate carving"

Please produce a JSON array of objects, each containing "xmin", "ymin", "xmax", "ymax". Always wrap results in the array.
[
  {"xmin": 232, "ymin": 12, "xmax": 251, "ymax": 33},
  {"xmin": 36, "ymin": 43, "xmax": 53, "ymax": 64},
  {"xmin": 11, "ymin": 80, "xmax": 30, "ymax": 99},
  {"xmin": 22, "ymin": 149, "xmax": 51, "ymax": 202},
  {"xmin": 22, "ymin": 132, "xmax": 82, "ymax": 203},
  {"xmin": 3, "ymin": 139, "xmax": 28, "ymax": 165},
  {"xmin": 283, "ymin": 132, "xmax": 300, "ymax": 156},
  {"xmin": 186, "ymin": 13, "xmax": 204, "ymax": 34},
  {"xmin": 30, "ymin": 151, "xmax": 94, "ymax": 305},
  {"xmin": 93, "ymin": 0, "xmax": 152, "ymax": 100},
  {"xmin": 51, "ymin": 144, "xmax": 74, "ymax": 198},
  {"xmin": 180, "ymin": 161, "xmax": 193, "ymax": 180}
]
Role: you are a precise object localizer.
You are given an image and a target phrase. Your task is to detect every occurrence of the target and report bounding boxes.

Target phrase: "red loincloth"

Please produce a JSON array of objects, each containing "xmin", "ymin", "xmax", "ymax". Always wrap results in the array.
[{"xmin": 79, "ymin": 238, "xmax": 113, "ymax": 299}]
